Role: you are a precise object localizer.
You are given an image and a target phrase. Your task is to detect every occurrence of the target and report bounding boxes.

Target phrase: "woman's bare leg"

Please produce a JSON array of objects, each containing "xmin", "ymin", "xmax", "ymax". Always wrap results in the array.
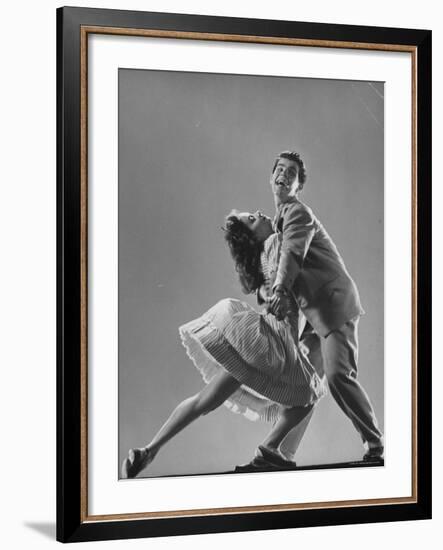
[
  {"xmin": 260, "ymin": 404, "xmax": 314, "ymax": 454},
  {"xmin": 122, "ymin": 370, "xmax": 241, "ymax": 477},
  {"xmin": 147, "ymin": 370, "xmax": 240, "ymax": 457},
  {"xmin": 279, "ymin": 406, "xmax": 314, "ymax": 460}
]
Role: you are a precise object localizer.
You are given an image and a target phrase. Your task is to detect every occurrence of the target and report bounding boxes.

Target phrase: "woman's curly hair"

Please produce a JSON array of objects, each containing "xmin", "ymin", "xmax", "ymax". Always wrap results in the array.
[{"xmin": 223, "ymin": 210, "xmax": 265, "ymax": 294}]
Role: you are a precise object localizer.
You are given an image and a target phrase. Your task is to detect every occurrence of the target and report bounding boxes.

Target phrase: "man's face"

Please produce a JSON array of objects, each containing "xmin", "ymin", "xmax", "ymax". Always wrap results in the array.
[{"xmin": 270, "ymin": 157, "xmax": 300, "ymax": 203}]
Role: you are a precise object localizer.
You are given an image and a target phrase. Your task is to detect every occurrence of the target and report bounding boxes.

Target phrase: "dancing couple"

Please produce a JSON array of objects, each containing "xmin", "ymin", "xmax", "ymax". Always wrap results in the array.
[{"xmin": 121, "ymin": 150, "xmax": 384, "ymax": 479}]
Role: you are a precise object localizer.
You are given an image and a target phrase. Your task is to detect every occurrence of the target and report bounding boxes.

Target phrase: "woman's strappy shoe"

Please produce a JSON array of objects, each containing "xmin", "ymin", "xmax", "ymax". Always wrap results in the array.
[{"xmin": 121, "ymin": 447, "xmax": 153, "ymax": 479}]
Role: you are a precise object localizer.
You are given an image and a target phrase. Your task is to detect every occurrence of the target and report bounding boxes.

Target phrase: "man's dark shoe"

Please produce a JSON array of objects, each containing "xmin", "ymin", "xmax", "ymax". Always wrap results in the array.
[
  {"xmin": 363, "ymin": 446, "xmax": 384, "ymax": 462},
  {"xmin": 255, "ymin": 445, "xmax": 298, "ymax": 469},
  {"xmin": 234, "ymin": 446, "xmax": 298, "ymax": 473}
]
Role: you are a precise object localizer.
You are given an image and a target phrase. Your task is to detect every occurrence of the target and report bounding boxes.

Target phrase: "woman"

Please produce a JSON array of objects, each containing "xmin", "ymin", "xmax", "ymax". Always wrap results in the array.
[{"xmin": 121, "ymin": 210, "xmax": 325, "ymax": 479}]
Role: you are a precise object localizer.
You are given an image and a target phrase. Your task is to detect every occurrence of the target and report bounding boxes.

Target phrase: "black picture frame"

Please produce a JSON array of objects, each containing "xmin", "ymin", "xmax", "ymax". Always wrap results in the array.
[{"xmin": 57, "ymin": 6, "xmax": 432, "ymax": 543}]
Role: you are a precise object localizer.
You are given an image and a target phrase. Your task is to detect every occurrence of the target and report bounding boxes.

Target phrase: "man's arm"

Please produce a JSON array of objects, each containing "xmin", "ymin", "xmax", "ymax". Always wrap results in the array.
[
  {"xmin": 273, "ymin": 202, "xmax": 316, "ymax": 292},
  {"xmin": 269, "ymin": 202, "xmax": 316, "ymax": 320}
]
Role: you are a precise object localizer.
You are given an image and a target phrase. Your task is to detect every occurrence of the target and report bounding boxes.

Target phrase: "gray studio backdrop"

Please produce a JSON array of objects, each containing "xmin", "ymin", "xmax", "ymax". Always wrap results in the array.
[{"xmin": 118, "ymin": 68, "xmax": 384, "ymax": 478}]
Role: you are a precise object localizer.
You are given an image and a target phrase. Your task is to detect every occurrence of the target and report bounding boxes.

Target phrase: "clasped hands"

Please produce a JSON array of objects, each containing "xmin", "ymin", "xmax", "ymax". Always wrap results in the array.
[{"xmin": 266, "ymin": 286, "xmax": 291, "ymax": 321}]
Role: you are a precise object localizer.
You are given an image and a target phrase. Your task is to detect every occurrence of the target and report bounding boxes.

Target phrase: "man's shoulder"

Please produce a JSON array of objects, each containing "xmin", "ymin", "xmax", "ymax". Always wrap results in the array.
[{"xmin": 280, "ymin": 198, "xmax": 316, "ymax": 222}]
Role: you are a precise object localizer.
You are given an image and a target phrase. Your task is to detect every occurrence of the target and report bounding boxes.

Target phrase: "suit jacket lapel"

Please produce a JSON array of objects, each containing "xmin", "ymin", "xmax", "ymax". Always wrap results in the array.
[{"xmin": 273, "ymin": 197, "xmax": 297, "ymax": 232}]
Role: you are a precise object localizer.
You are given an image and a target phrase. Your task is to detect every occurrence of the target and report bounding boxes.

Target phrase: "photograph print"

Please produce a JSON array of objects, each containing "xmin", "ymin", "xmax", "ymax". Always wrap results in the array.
[{"xmin": 118, "ymin": 68, "xmax": 384, "ymax": 480}]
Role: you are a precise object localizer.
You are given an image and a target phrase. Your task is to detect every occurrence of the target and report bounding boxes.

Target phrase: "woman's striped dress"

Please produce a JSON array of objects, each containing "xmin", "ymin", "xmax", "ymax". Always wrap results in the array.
[{"xmin": 179, "ymin": 234, "xmax": 326, "ymax": 423}]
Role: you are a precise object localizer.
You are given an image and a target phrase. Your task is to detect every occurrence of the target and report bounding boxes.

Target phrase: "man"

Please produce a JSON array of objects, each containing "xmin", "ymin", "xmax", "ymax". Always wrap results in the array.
[{"xmin": 267, "ymin": 150, "xmax": 383, "ymax": 461}]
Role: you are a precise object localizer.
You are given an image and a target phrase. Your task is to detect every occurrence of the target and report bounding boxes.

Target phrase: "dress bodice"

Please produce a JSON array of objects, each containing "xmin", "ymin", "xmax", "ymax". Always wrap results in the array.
[
  {"xmin": 260, "ymin": 233, "xmax": 281, "ymax": 296},
  {"xmin": 260, "ymin": 233, "xmax": 300, "ymax": 340}
]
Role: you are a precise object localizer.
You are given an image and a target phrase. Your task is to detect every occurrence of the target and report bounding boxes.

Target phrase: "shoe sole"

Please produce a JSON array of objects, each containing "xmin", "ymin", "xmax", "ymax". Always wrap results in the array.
[{"xmin": 257, "ymin": 445, "xmax": 298, "ymax": 469}]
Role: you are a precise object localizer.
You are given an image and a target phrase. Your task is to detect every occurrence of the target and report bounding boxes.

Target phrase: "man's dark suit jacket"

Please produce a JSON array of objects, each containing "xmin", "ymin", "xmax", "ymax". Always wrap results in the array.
[{"xmin": 271, "ymin": 197, "xmax": 364, "ymax": 337}]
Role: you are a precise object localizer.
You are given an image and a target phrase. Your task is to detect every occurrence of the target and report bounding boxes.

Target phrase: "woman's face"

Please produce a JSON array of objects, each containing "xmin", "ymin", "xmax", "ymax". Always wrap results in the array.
[{"xmin": 237, "ymin": 211, "xmax": 273, "ymax": 243}]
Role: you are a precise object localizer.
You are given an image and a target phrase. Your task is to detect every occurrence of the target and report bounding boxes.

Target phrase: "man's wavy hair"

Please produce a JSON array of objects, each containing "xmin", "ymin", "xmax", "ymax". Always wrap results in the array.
[
  {"xmin": 223, "ymin": 210, "xmax": 265, "ymax": 294},
  {"xmin": 272, "ymin": 151, "xmax": 307, "ymax": 191}
]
